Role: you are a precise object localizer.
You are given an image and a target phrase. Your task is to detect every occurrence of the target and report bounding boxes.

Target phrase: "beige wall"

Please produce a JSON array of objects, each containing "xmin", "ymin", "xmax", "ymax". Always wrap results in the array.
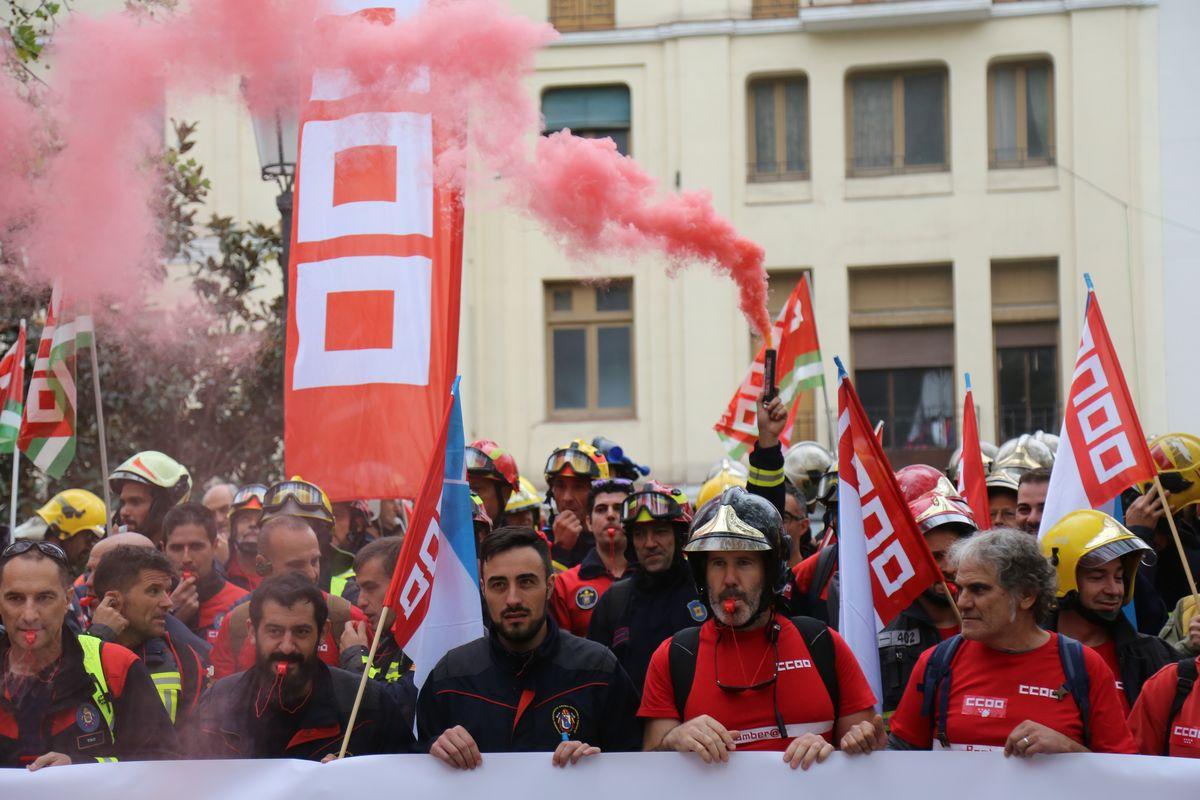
[
  {"xmin": 466, "ymin": 1, "xmax": 1164, "ymax": 487},
  {"xmin": 65, "ymin": 0, "xmax": 1162, "ymax": 488}
]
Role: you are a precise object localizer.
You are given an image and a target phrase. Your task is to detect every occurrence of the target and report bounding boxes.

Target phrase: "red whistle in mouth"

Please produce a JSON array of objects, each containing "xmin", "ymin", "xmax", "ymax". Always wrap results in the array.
[
  {"xmin": 274, "ymin": 661, "xmax": 288, "ymax": 677},
  {"xmin": 723, "ymin": 598, "xmax": 736, "ymax": 616},
  {"xmin": 22, "ymin": 631, "xmax": 37, "ymax": 646},
  {"xmin": 182, "ymin": 570, "xmax": 195, "ymax": 582}
]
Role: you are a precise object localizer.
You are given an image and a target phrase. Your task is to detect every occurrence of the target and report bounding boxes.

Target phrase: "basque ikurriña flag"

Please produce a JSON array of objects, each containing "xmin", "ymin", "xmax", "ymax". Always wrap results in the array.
[
  {"xmin": 1037, "ymin": 277, "xmax": 1156, "ymax": 539},
  {"xmin": 283, "ymin": 0, "xmax": 464, "ymax": 501},
  {"xmin": 384, "ymin": 377, "xmax": 482, "ymax": 689},
  {"xmin": 958, "ymin": 374, "xmax": 991, "ymax": 531},
  {"xmin": 835, "ymin": 359, "xmax": 943, "ymax": 704}
]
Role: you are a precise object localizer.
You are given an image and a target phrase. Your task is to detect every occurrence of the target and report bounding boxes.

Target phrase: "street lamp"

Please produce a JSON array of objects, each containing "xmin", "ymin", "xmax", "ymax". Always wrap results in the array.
[{"xmin": 249, "ymin": 105, "xmax": 299, "ymax": 314}]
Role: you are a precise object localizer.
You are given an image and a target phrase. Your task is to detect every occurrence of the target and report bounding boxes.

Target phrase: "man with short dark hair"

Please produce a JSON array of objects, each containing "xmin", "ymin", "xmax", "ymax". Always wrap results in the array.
[
  {"xmin": 1016, "ymin": 467, "xmax": 1051, "ymax": 534},
  {"xmin": 208, "ymin": 516, "xmax": 367, "ymax": 679},
  {"xmin": 0, "ymin": 541, "xmax": 178, "ymax": 767},
  {"xmin": 88, "ymin": 545, "xmax": 211, "ymax": 727},
  {"xmin": 163, "ymin": 502, "xmax": 248, "ymax": 645},
  {"xmin": 551, "ymin": 478, "xmax": 633, "ymax": 636},
  {"xmin": 186, "ymin": 573, "xmax": 414, "ymax": 760},
  {"xmin": 338, "ymin": 536, "xmax": 417, "ymax": 724},
  {"xmin": 418, "ymin": 526, "xmax": 641, "ymax": 769}
]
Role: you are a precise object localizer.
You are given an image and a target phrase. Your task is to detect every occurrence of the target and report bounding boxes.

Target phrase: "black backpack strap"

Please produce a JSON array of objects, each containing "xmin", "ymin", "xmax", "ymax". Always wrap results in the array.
[
  {"xmin": 668, "ymin": 626, "xmax": 703, "ymax": 721},
  {"xmin": 788, "ymin": 616, "xmax": 839, "ymax": 716},
  {"xmin": 917, "ymin": 634, "xmax": 964, "ymax": 749},
  {"xmin": 808, "ymin": 544, "xmax": 838, "ymax": 607},
  {"xmin": 1056, "ymin": 634, "xmax": 1091, "ymax": 749},
  {"xmin": 1166, "ymin": 658, "xmax": 1199, "ymax": 756}
]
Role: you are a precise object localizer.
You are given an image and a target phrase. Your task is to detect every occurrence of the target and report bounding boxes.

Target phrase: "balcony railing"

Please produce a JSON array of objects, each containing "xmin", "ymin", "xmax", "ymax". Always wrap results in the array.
[{"xmin": 550, "ymin": 0, "xmax": 615, "ymax": 32}]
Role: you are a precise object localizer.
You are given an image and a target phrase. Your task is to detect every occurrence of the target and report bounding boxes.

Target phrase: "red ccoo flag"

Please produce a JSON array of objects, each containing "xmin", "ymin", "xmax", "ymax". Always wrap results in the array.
[
  {"xmin": 835, "ymin": 359, "xmax": 943, "ymax": 704},
  {"xmin": 958, "ymin": 374, "xmax": 991, "ymax": 531},
  {"xmin": 283, "ymin": 1, "xmax": 464, "ymax": 501},
  {"xmin": 1038, "ymin": 276, "xmax": 1155, "ymax": 537}
]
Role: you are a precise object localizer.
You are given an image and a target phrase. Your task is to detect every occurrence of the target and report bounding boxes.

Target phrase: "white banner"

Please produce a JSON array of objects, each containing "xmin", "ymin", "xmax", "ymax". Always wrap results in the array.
[{"xmin": 3, "ymin": 752, "xmax": 1199, "ymax": 798}]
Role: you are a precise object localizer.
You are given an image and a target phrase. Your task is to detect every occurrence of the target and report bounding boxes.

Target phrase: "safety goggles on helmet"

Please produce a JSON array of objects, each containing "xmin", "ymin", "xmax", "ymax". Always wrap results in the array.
[
  {"xmin": 623, "ymin": 487, "xmax": 688, "ymax": 525},
  {"xmin": 232, "ymin": 484, "xmax": 267, "ymax": 514},
  {"xmin": 466, "ymin": 440, "xmax": 521, "ymax": 492},
  {"xmin": 1, "ymin": 539, "xmax": 68, "ymax": 565},
  {"xmin": 544, "ymin": 447, "xmax": 605, "ymax": 482},
  {"xmin": 815, "ymin": 467, "xmax": 839, "ymax": 506},
  {"xmin": 262, "ymin": 479, "xmax": 334, "ymax": 526}
]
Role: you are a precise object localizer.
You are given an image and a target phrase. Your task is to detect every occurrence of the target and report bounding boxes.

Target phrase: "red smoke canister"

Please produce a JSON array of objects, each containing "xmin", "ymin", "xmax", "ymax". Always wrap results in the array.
[{"xmin": 762, "ymin": 348, "xmax": 777, "ymax": 402}]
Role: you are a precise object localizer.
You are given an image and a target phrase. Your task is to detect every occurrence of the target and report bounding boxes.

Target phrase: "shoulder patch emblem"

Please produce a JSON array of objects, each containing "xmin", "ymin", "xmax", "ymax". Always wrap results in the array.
[
  {"xmin": 574, "ymin": 586, "xmax": 599, "ymax": 610},
  {"xmin": 687, "ymin": 600, "xmax": 708, "ymax": 622}
]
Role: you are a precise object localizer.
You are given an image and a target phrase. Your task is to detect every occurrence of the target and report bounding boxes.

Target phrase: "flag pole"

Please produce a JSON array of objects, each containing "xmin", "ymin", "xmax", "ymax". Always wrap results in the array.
[
  {"xmin": 1154, "ymin": 477, "xmax": 1200, "ymax": 610},
  {"xmin": 337, "ymin": 605, "xmax": 390, "ymax": 760},
  {"xmin": 89, "ymin": 332, "xmax": 111, "ymax": 530},
  {"xmin": 8, "ymin": 319, "xmax": 23, "ymax": 534},
  {"xmin": 820, "ymin": 380, "xmax": 835, "ymax": 451}
]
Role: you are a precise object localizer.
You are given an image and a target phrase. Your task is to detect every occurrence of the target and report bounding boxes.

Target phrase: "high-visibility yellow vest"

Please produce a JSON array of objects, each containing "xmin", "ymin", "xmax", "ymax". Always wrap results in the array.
[
  {"xmin": 330, "ymin": 568, "xmax": 355, "ymax": 598},
  {"xmin": 77, "ymin": 635, "xmax": 116, "ymax": 732}
]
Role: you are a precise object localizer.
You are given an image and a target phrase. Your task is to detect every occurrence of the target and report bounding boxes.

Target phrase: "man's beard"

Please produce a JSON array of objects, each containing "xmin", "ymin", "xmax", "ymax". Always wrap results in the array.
[
  {"xmin": 922, "ymin": 586, "xmax": 954, "ymax": 608},
  {"xmin": 715, "ymin": 587, "xmax": 766, "ymax": 629},
  {"xmin": 258, "ymin": 652, "xmax": 318, "ymax": 704},
  {"xmin": 493, "ymin": 607, "xmax": 547, "ymax": 648}
]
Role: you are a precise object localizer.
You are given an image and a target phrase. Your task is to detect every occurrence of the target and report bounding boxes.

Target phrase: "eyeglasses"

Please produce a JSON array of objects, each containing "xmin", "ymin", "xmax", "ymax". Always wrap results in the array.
[
  {"xmin": 1, "ymin": 540, "xmax": 69, "ymax": 565},
  {"xmin": 713, "ymin": 627, "xmax": 779, "ymax": 692},
  {"xmin": 622, "ymin": 490, "xmax": 684, "ymax": 523},
  {"xmin": 782, "ymin": 510, "xmax": 803, "ymax": 525},
  {"xmin": 545, "ymin": 448, "xmax": 601, "ymax": 480}
]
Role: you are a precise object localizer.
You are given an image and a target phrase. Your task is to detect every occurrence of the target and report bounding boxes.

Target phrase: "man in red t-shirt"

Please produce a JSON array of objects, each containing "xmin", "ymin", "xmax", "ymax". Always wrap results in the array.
[
  {"xmin": 639, "ymin": 487, "xmax": 882, "ymax": 770},
  {"xmin": 888, "ymin": 529, "xmax": 1135, "ymax": 755},
  {"xmin": 550, "ymin": 479, "xmax": 632, "ymax": 636},
  {"xmin": 1128, "ymin": 657, "xmax": 1200, "ymax": 757},
  {"xmin": 162, "ymin": 503, "xmax": 248, "ymax": 645}
]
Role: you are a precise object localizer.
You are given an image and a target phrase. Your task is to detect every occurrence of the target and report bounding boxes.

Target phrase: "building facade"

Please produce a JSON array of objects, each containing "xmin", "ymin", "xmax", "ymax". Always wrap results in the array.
[{"xmin": 166, "ymin": 0, "xmax": 1189, "ymax": 488}]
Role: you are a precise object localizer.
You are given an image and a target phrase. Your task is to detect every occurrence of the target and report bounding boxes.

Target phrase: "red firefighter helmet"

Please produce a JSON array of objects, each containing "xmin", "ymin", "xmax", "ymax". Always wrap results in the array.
[
  {"xmin": 895, "ymin": 464, "xmax": 958, "ymax": 505},
  {"xmin": 466, "ymin": 439, "xmax": 521, "ymax": 493},
  {"xmin": 908, "ymin": 490, "xmax": 978, "ymax": 536}
]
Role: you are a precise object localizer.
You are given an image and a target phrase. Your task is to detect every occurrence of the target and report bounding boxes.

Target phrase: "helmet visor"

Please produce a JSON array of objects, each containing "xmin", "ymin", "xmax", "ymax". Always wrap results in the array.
[
  {"xmin": 622, "ymin": 490, "xmax": 683, "ymax": 524},
  {"xmin": 1079, "ymin": 537, "xmax": 1156, "ymax": 570},
  {"xmin": 465, "ymin": 447, "xmax": 501, "ymax": 479},
  {"xmin": 545, "ymin": 448, "xmax": 600, "ymax": 480},
  {"xmin": 232, "ymin": 484, "xmax": 267, "ymax": 512},
  {"xmin": 263, "ymin": 481, "xmax": 332, "ymax": 524}
]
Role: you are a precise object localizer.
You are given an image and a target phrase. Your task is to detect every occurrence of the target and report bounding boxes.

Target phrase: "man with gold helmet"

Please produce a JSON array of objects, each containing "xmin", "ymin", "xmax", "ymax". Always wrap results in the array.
[
  {"xmin": 1041, "ymin": 510, "xmax": 1175, "ymax": 712},
  {"xmin": 639, "ymin": 486, "xmax": 883, "ymax": 769},
  {"xmin": 783, "ymin": 441, "xmax": 833, "ymax": 564},
  {"xmin": 543, "ymin": 440, "xmax": 610, "ymax": 569}
]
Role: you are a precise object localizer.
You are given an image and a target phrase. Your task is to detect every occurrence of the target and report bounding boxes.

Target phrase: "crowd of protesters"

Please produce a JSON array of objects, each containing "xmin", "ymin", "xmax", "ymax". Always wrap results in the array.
[{"xmin": 3, "ymin": 394, "xmax": 1200, "ymax": 771}]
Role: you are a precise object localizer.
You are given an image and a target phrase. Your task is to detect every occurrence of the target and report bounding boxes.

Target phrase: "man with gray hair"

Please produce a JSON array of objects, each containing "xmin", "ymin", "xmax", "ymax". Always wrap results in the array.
[
  {"xmin": 887, "ymin": 528, "xmax": 1136, "ymax": 756},
  {"xmin": 207, "ymin": 515, "xmax": 367, "ymax": 679}
]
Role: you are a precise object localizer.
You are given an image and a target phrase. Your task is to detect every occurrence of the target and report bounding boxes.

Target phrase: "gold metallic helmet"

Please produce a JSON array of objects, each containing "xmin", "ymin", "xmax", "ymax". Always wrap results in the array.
[
  {"xmin": 784, "ymin": 442, "xmax": 834, "ymax": 507},
  {"xmin": 36, "ymin": 489, "xmax": 107, "ymax": 539},
  {"xmin": 685, "ymin": 486, "xmax": 789, "ymax": 604},
  {"xmin": 1040, "ymin": 509, "xmax": 1153, "ymax": 604},
  {"xmin": 695, "ymin": 460, "xmax": 748, "ymax": 511},
  {"xmin": 1140, "ymin": 433, "xmax": 1200, "ymax": 514},
  {"xmin": 992, "ymin": 434, "xmax": 1055, "ymax": 487},
  {"xmin": 947, "ymin": 441, "xmax": 998, "ymax": 484}
]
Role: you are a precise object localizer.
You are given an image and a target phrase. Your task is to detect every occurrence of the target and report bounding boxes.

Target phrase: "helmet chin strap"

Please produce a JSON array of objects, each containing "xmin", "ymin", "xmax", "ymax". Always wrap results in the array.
[{"xmin": 1060, "ymin": 593, "xmax": 1122, "ymax": 625}]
